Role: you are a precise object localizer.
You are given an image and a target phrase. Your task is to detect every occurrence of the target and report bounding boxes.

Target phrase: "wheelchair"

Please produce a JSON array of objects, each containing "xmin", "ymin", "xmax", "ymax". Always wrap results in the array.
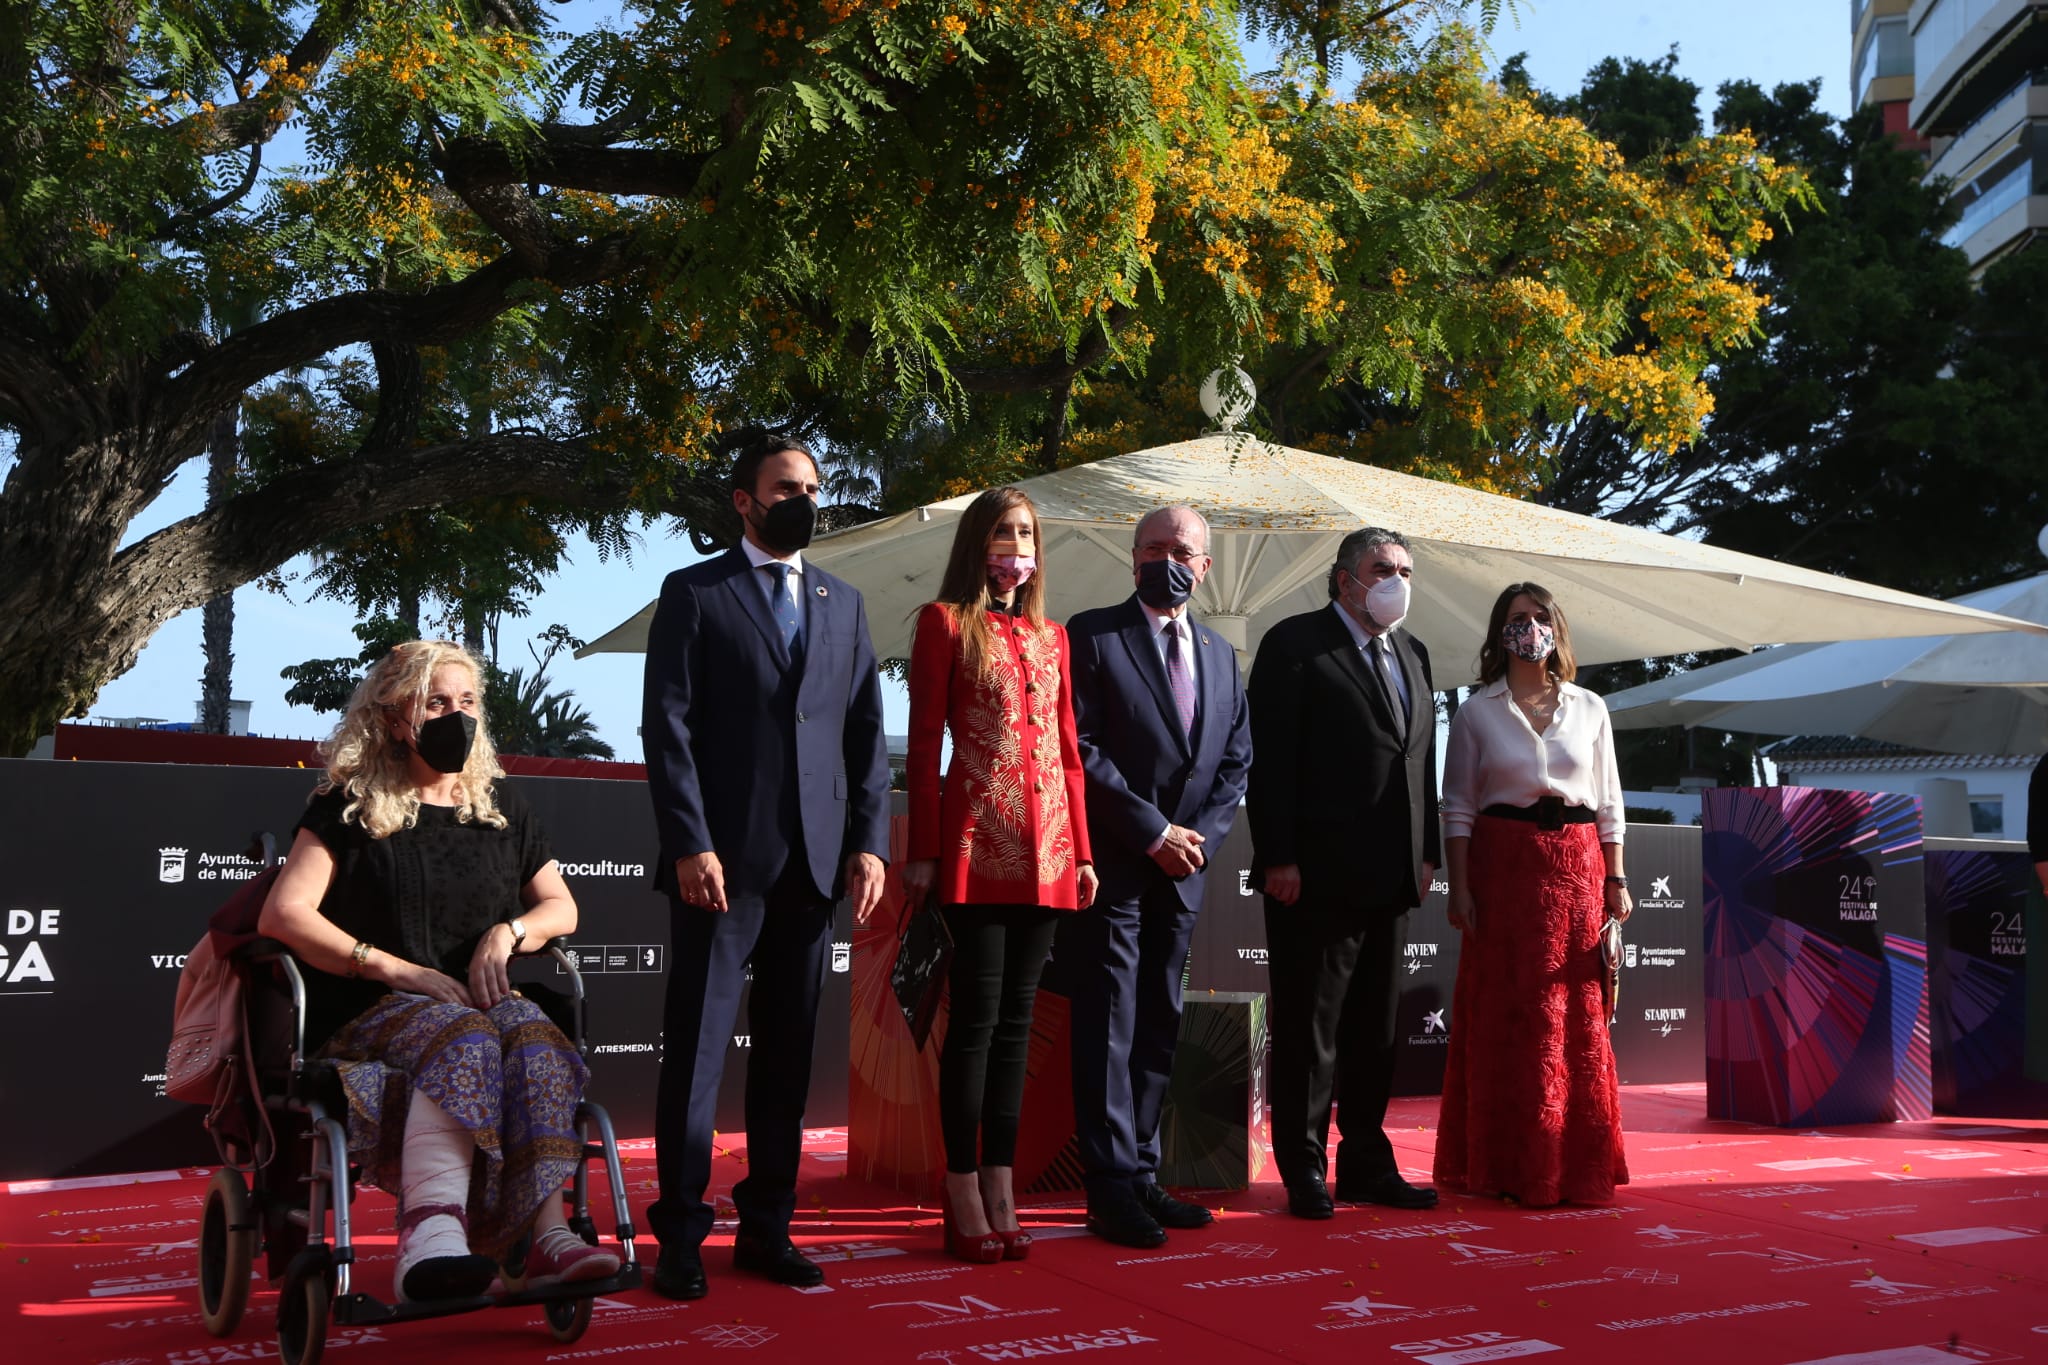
[{"xmin": 192, "ymin": 839, "xmax": 641, "ymax": 1365}]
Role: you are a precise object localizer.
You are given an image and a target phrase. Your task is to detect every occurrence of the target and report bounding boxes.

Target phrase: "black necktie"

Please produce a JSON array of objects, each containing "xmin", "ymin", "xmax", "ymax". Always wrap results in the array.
[{"xmin": 1372, "ymin": 635, "xmax": 1407, "ymax": 739}]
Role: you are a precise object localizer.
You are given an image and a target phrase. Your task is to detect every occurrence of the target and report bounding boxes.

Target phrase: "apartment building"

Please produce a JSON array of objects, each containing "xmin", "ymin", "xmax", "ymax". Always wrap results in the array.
[{"xmin": 1853, "ymin": 0, "xmax": 2048, "ymax": 266}]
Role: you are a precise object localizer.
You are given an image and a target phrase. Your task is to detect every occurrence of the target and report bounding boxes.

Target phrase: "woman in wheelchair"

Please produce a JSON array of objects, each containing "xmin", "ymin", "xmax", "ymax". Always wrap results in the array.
[{"xmin": 258, "ymin": 640, "xmax": 622, "ymax": 1302}]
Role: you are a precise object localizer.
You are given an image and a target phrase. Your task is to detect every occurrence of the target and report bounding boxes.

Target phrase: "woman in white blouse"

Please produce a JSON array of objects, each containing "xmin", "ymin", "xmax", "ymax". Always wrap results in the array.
[{"xmin": 1432, "ymin": 583, "xmax": 1633, "ymax": 1207}]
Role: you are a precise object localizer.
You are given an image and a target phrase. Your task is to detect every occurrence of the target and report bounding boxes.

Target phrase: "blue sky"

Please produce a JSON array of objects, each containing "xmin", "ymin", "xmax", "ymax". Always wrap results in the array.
[{"xmin": 85, "ymin": 2, "xmax": 1852, "ymax": 753}]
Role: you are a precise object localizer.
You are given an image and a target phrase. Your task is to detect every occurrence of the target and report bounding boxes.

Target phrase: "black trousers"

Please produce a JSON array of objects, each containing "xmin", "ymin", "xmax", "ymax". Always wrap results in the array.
[
  {"xmin": 1056, "ymin": 877, "xmax": 1200, "ymax": 1204},
  {"xmin": 648, "ymin": 863, "xmax": 833, "ymax": 1248},
  {"xmin": 1262, "ymin": 900, "xmax": 1405, "ymax": 1191},
  {"xmin": 938, "ymin": 904, "xmax": 1059, "ymax": 1173}
]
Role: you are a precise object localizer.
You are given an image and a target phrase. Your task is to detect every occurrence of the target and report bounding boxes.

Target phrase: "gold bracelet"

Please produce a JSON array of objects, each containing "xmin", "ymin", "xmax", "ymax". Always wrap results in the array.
[{"xmin": 348, "ymin": 940, "xmax": 372, "ymax": 977}]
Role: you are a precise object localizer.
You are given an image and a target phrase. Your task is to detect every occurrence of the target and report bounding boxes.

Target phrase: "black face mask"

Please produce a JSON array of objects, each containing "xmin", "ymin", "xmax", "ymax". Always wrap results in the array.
[
  {"xmin": 1135, "ymin": 557, "xmax": 1197, "ymax": 610},
  {"xmin": 410, "ymin": 711, "xmax": 477, "ymax": 774},
  {"xmin": 748, "ymin": 494, "xmax": 818, "ymax": 554}
]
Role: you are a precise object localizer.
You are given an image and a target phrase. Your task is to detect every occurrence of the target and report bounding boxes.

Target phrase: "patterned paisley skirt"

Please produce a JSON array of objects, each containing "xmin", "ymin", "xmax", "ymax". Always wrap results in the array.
[{"xmin": 320, "ymin": 992, "xmax": 587, "ymax": 1258}]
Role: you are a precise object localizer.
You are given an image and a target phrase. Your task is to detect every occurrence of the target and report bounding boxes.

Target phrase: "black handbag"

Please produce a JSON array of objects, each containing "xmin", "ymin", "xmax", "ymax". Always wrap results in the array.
[{"xmin": 890, "ymin": 894, "xmax": 953, "ymax": 1050}]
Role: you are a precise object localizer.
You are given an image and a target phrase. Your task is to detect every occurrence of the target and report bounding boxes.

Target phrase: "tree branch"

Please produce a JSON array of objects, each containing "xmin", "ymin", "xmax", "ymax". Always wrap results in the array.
[
  {"xmin": 358, "ymin": 339, "xmax": 426, "ymax": 457},
  {"xmin": 446, "ymin": 171, "xmax": 554, "ymax": 269},
  {"xmin": 168, "ymin": 0, "xmax": 364, "ymax": 156},
  {"xmin": 156, "ymin": 234, "xmax": 637, "ymax": 471},
  {"xmin": 954, "ymin": 306, "xmax": 1138, "ymax": 394},
  {"xmin": 0, "ymin": 310, "xmax": 80, "ymax": 441},
  {"xmin": 436, "ymin": 132, "xmax": 715, "ymax": 199},
  {"xmin": 1038, "ymin": 378, "xmax": 1074, "ymax": 472},
  {"xmin": 156, "ymin": 140, "xmax": 262, "ymax": 238},
  {"xmin": 110, "ymin": 434, "xmax": 666, "ymax": 621}
]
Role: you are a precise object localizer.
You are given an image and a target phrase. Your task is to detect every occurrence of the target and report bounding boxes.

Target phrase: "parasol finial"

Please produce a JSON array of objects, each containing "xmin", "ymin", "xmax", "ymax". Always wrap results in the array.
[{"xmin": 1199, "ymin": 365, "xmax": 1256, "ymax": 431}]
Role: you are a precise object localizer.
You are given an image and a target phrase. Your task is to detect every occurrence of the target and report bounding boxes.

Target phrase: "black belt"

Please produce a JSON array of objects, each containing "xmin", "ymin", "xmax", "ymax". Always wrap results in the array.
[{"xmin": 1484, "ymin": 798, "xmax": 1594, "ymax": 831}]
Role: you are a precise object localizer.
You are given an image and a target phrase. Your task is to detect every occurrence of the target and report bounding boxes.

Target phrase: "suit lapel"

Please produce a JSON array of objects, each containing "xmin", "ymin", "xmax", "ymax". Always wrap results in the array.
[
  {"xmin": 722, "ymin": 549, "xmax": 792, "ymax": 670},
  {"xmin": 795, "ymin": 566, "xmax": 839, "ymax": 687},
  {"xmin": 1188, "ymin": 617, "xmax": 1230, "ymax": 764},
  {"xmin": 1389, "ymin": 628, "xmax": 1430, "ymax": 752},
  {"xmin": 1323, "ymin": 607, "xmax": 1399, "ymax": 733},
  {"xmin": 1117, "ymin": 596, "xmax": 1191, "ymax": 759}
]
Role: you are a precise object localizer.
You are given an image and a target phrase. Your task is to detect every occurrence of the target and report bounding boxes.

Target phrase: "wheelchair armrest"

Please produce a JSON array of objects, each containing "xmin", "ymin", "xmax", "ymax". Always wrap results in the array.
[
  {"xmin": 513, "ymin": 944, "xmax": 586, "ymax": 1000},
  {"xmin": 236, "ymin": 936, "xmax": 299, "ymax": 963},
  {"xmin": 512, "ymin": 944, "xmax": 589, "ymax": 1053},
  {"xmin": 275, "ymin": 953, "xmax": 312, "ymax": 1072}
]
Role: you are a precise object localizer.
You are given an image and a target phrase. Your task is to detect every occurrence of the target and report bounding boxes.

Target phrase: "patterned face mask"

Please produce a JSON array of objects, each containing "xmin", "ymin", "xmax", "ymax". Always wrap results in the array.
[
  {"xmin": 987, "ymin": 553, "xmax": 1036, "ymax": 593},
  {"xmin": 1501, "ymin": 618, "xmax": 1556, "ymax": 663}
]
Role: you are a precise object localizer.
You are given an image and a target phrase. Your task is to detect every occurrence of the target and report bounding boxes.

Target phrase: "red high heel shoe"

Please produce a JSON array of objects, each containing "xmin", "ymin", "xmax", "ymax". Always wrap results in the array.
[
  {"xmin": 941, "ymin": 1198, "xmax": 1003, "ymax": 1264},
  {"xmin": 994, "ymin": 1226, "xmax": 1032, "ymax": 1261}
]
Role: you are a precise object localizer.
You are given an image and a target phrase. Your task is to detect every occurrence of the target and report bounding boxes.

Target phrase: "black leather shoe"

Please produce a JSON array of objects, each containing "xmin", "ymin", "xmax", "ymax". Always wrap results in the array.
[
  {"xmin": 1285, "ymin": 1178, "xmax": 1335, "ymax": 1220},
  {"xmin": 398, "ymin": 1252, "xmax": 496, "ymax": 1302},
  {"xmin": 651, "ymin": 1244, "xmax": 708, "ymax": 1301},
  {"xmin": 1136, "ymin": 1182, "xmax": 1213, "ymax": 1230},
  {"xmin": 1337, "ymin": 1172, "xmax": 1439, "ymax": 1210},
  {"xmin": 732, "ymin": 1234, "xmax": 825, "ymax": 1288},
  {"xmin": 1085, "ymin": 1197, "xmax": 1168, "ymax": 1249}
]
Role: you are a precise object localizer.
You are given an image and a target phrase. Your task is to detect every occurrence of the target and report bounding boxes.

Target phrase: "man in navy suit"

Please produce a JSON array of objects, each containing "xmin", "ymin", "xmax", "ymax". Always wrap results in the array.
[
  {"xmin": 640, "ymin": 433, "xmax": 891, "ymax": 1299},
  {"xmin": 1062, "ymin": 505, "xmax": 1253, "ymax": 1248}
]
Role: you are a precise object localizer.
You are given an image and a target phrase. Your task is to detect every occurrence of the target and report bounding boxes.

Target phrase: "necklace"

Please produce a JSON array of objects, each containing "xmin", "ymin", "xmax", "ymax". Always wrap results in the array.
[{"xmin": 1512, "ymin": 681, "xmax": 1559, "ymax": 726}]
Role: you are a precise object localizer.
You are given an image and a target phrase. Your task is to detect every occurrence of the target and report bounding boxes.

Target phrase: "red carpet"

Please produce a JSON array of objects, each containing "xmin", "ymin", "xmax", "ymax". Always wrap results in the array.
[{"xmin": 7, "ymin": 1085, "xmax": 2045, "ymax": 1364}]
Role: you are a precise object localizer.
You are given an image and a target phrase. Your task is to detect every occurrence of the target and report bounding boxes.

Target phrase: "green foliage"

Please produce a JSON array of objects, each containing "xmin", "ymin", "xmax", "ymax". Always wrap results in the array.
[
  {"xmin": 278, "ymin": 615, "xmax": 415, "ymax": 714},
  {"xmin": 485, "ymin": 664, "xmax": 615, "ymax": 759},
  {"xmin": 0, "ymin": 0, "xmax": 1811, "ymax": 755}
]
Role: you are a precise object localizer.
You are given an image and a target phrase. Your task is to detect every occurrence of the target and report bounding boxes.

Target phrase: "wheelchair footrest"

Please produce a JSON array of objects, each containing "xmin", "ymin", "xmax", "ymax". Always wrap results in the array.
[{"xmin": 331, "ymin": 1264, "xmax": 642, "ymax": 1327}]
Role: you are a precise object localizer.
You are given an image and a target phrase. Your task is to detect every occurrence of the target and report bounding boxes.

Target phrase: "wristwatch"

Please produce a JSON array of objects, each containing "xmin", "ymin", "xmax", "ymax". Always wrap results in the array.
[
  {"xmin": 1604, "ymin": 876, "xmax": 1629, "ymax": 889},
  {"xmin": 507, "ymin": 917, "xmax": 529, "ymax": 952}
]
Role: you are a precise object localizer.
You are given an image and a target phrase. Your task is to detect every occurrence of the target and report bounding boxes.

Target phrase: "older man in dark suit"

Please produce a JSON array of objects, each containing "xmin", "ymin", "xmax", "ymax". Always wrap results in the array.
[
  {"xmin": 1062, "ymin": 505, "xmax": 1253, "ymax": 1248},
  {"xmin": 641, "ymin": 433, "xmax": 891, "ymax": 1299},
  {"xmin": 1248, "ymin": 525, "xmax": 1440, "ymax": 1219}
]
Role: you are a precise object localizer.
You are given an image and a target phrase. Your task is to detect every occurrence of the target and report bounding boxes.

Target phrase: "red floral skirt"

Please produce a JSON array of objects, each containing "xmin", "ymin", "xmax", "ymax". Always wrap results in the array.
[{"xmin": 1433, "ymin": 816, "xmax": 1629, "ymax": 1206}]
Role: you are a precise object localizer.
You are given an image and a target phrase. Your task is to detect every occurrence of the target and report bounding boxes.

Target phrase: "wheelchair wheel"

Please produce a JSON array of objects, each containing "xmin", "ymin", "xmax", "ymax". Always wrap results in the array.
[
  {"xmin": 276, "ymin": 1258, "xmax": 332, "ymax": 1365},
  {"xmin": 543, "ymin": 1295, "xmax": 592, "ymax": 1344},
  {"xmin": 198, "ymin": 1167, "xmax": 254, "ymax": 1336}
]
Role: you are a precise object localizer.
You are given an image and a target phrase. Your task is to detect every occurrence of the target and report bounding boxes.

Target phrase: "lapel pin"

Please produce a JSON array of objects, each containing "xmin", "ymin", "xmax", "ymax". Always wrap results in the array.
[
  {"xmin": 815, "ymin": 584, "xmax": 828, "ymax": 597},
  {"xmin": 1201, "ymin": 633, "xmax": 1211, "ymax": 646}
]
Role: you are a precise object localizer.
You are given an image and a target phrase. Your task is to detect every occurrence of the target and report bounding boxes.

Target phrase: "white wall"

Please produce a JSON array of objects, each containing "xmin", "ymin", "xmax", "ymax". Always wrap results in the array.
[{"xmin": 1779, "ymin": 763, "xmax": 2032, "ymax": 838}]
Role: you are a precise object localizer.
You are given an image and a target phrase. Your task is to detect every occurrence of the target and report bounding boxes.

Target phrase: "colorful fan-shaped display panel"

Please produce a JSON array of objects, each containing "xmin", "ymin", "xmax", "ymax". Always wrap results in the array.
[{"xmin": 1702, "ymin": 787, "xmax": 1930, "ymax": 1126}]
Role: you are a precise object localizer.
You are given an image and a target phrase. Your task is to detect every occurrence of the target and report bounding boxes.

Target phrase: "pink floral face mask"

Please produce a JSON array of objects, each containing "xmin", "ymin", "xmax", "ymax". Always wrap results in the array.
[
  {"xmin": 1501, "ymin": 618, "xmax": 1556, "ymax": 663},
  {"xmin": 987, "ymin": 553, "xmax": 1036, "ymax": 593}
]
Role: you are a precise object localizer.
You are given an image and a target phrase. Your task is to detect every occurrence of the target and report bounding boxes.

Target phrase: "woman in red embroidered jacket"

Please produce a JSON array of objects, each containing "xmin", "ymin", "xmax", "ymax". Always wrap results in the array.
[{"xmin": 903, "ymin": 486, "xmax": 1097, "ymax": 1264}]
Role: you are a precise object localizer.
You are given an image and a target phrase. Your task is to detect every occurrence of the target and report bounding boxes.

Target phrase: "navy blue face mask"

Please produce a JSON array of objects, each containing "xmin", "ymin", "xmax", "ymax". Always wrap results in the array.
[{"xmin": 1136, "ymin": 557, "xmax": 1196, "ymax": 610}]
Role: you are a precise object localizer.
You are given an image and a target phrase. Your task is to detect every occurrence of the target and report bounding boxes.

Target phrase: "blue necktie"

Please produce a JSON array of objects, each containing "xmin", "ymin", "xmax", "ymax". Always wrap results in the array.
[{"xmin": 765, "ymin": 564, "xmax": 802, "ymax": 657}]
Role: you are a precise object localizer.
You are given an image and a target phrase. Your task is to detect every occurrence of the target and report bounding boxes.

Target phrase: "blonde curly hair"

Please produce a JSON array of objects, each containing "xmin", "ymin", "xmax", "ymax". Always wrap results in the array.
[{"xmin": 316, "ymin": 640, "xmax": 507, "ymax": 838}]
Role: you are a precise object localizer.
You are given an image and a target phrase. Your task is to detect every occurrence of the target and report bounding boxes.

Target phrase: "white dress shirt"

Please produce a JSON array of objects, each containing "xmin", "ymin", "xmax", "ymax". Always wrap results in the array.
[
  {"xmin": 1143, "ymin": 603, "xmax": 1200, "ymax": 723},
  {"xmin": 1441, "ymin": 678, "xmax": 1626, "ymax": 843},
  {"xmin": 740, "ymin": 536, "xmax": 805, "ymax": 623}
]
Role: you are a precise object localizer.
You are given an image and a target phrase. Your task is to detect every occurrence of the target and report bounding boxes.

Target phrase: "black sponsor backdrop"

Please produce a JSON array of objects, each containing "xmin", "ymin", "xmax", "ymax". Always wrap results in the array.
[
  {"xmin": 0, "ymin": 759, "xmax": 850, "ymax": 1182},
  {"xmin": 0, "ymin": 753, "xmax": 1700, "ymax": 1181},
  {"xmin": 1184, "ymin": 821, "xmax": 1705, "ymax": 1093},
  {"xmin": 1924, "ymin": 838, "xmax": 2048, "ymax": 1115}
]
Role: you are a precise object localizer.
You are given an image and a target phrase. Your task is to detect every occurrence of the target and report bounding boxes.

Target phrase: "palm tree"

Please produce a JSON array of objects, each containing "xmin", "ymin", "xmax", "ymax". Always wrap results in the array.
[{"xmin": 487, "ymin": 665, "xmax": 615, "ymax": 760}]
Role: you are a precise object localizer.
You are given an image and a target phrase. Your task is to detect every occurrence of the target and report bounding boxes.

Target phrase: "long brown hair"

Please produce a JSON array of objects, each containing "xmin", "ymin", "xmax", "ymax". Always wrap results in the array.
[
  {"xmin": 1475, "ymin": 582, "xmax": 1578, "ymax": 685},
  {"xmin": 925, "ymin": 486, "xmax": 1047, "ymax": 677}
]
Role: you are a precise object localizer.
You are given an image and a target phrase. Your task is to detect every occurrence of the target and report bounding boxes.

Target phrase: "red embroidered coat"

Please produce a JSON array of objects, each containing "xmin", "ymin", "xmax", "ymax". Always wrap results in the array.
[{"xmin": 906, "ymin": 602, "xmax": 1093, "ymax": 910}]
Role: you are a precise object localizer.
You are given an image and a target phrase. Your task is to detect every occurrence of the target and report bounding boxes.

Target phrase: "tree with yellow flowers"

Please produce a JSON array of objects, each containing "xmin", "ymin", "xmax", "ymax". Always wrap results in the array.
[{"xmin": 0, "ymin": 0, "xmax": 1804, "ymax": 754}]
